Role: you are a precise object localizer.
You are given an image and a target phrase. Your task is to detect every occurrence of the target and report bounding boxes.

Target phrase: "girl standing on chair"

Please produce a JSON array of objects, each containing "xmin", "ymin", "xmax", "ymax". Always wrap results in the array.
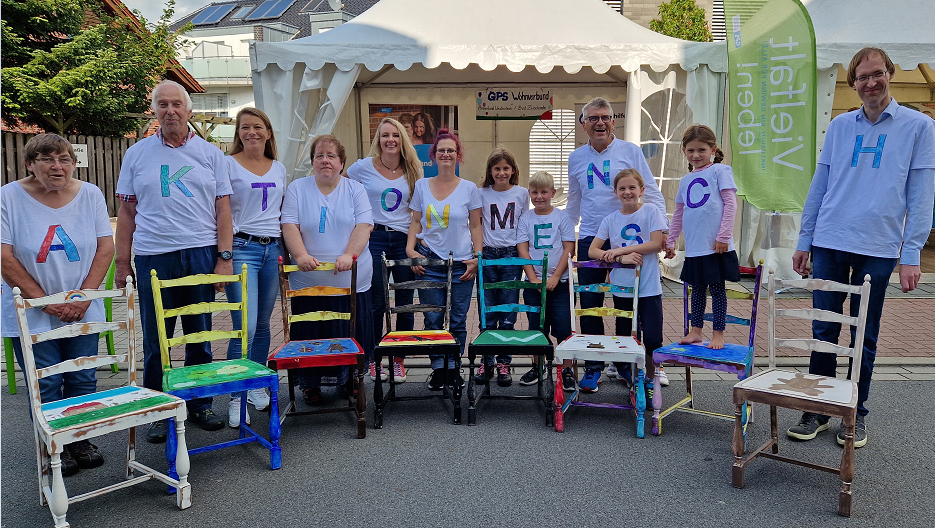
[{"xmin": 664, "ymin": 124, "xmax": 740, "ymax": 350}]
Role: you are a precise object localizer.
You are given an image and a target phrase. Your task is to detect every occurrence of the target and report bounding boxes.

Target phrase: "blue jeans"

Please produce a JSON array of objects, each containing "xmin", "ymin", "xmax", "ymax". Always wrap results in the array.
[
  {"xmin": 368, "ymin": 228, "xmax": 415, "ymax": 340},
  {"xmin": 416, "ymin": 243, "xmax": 472, "ymax": 370},
  {"xmin": 809, "ymin": 246, "xmax": 896, "ymax": 418},
  {"xmin": 524, "ymin": 282, "xmax": 573, "ymax": 344},
  {"xmin": 610, "ymin": 295, "xmax": 663, "ymax": 375},
  {"xmin": 479, "ymin": 246, "xmax": 521, "ymax": 332},
  {"xmin": 11, "ymin": 334, "xmax": 98, "ymax": 405},
  {"xmin": 577, "ymin": 236, "xmax": 611, "ymax": 336},
  {"xmin": 136, "ymin": 246, "xmax": 216, "ymax": 413}
]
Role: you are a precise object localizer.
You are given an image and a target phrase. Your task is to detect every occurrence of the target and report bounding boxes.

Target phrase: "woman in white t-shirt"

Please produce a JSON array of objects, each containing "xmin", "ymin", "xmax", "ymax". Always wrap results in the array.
[
  {"xmin": 348, "ymin": 117, "xmax": 422, "ymax": 383},
  {"xmin": 1, "ymin": 134, "xmax": 115, "ymax": 476},
  {"xmin": 406, "ymin": 129, "xmax": 483, "ymax": 391},
  {"xmin": 281, "ymin": 135, "xmax": 374, "ymax": 404},
  {"xmin": 223, "ymin": 108, "xmax": 287, "ymax": 427}
]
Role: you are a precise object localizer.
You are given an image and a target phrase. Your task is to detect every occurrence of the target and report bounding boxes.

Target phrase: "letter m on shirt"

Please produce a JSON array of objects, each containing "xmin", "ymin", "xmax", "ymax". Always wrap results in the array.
[{"xmin": 489, "ymin": 202, "xmax": 516, "ymax": 230}]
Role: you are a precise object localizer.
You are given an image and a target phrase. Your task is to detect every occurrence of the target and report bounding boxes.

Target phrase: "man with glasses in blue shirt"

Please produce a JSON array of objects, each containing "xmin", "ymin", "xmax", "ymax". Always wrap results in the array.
[
  {"xmin": 566, "ymin": 97, "xmax": 666, "ymax": 393},
  {"xmin": 789, "ymin": 47, "xmax": 935, "ymax": 448}
]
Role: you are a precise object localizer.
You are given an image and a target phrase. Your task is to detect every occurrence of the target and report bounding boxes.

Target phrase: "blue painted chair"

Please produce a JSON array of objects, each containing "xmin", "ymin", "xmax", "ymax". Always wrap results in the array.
[
  {"xmin": 13, "ymin": 278, "xmax": 191, "ymax": 528},
  {"xmin": 268, "ymin": 256, "xmax": 366, "ymax": 438},
  {"xmin": 467, "ymin": 252, "xmax": 554, "ymax": 425},
  {"xmin": 151, "ymin": 265, "xmax": 282, "ymax": 470},
  {"xmin": 553, "ymin": 257, "xmax": 647, "ymax": 437},
  {"xmin": 651, "ymin": 262, "xmax": 763, "ymax": 436}
]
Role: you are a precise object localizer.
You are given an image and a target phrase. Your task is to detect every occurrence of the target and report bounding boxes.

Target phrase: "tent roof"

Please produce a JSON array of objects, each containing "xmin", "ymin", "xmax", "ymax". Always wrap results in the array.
[
  {"xmin": 806, "ymin": 0, "xmax": 934, "ymax": 69},
  {"xmin": 251, "ymin": 0, "xmax": 727, "ymax": 74}
]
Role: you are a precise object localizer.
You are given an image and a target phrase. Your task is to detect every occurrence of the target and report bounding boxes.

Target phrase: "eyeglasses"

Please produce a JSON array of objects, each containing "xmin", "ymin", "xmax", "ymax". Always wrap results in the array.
[
  {"xmin": 436, "ymin": 148, "xmax": 457, "ymax": 154},
  {"xmin": 586, "ymin": 115, "xmax": 613, "ymax": 124},
  {"xmin": 313, "ymin": 153, "xmax": 339, "ymax": 161},
  {"xmin": 855, "ymin": 70, "xmax": 887, "ymax": 84},
  {"xmin": 35, "ymin": 156, "xmax": 75, "ymax": 166}
]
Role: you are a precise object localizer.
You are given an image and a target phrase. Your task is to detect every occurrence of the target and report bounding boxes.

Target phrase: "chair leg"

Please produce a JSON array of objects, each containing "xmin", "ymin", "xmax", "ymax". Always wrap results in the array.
[
  {"xmin": 173, "ymin": 414, "xmax": 192, "ymax": 509},
  {"xmin": 554, "ymin": 363, "xmax": 565, "ymax": 432},
  {"xmin": 127, "ymin": 424, "xmax": 137, "ymax": 479},
  {"xmin": 731, "ymin": 402, "xmax": 745, "ymax": 488},
  {"xmin": 544, "ymin": 358, "xmax": 554, "ymax": 427},
  {"xmin": 839, "ymin": 415, "xmax": 856, "ymax": 516},
  {"xmin": 48, "ymin": 450, "xmax": 70, "ymax": 528},
  {"xmin": 36, "ymin": 430, "xmax": 49, "ymax": 506},
  {"xmin": 372, "ymin": 353, "xmax": 384, "ymax": 429},
  {"xmin": 634, "ymin": 367, "xmax": 645, "ymax": 439},
  {"xmin": 651, "ymin": 375, "xmax": 662, "ymax": 436},
  {"xmin": 685, "ymin": 366, "xmax": 694, "ymax": 409},
  {"xmin": 166, "ymin": 417, "xmax": 179, "ymax": 494},
  {"xmin": 769, "ymin": 405, "xmax": 779, "ymax": 454},
  {"xmin": 466, "ymin": 353, "xmax": 477, "ymax": 426},
  {"xmin": 269, "ymin": 384, "xmax": 282, "ymax": 469},
  {"xmin": 355, "ymin": 363, "xmax": 367, "ymax": 439}
]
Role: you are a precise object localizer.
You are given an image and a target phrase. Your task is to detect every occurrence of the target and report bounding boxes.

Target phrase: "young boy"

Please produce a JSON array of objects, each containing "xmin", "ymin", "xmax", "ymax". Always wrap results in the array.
[{"xmin": 516, "ymin": 171, "xmax": 577, "ymax": 390}]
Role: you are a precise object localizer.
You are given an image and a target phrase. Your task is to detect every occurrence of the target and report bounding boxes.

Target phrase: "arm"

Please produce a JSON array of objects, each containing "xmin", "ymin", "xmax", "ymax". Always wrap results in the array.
[
  {"xmin": 517, "ymin": 242, "xmax": 540, "ymax": 284},
  {"xmin": 282, "ymin": 223, "xmax": 320, "ymax": 271},
  {"xmin": 114, "ymin": 200, "xmax": 137, "ymax": 288},
  {"xmin": 461, "ymin": 208, "xmax": 483, "ymax": 281},
  {"xmin": 603, "ymin": 230, "xmax": 665, "ymax": 264},
  {"xmin": 793, "ymin": 164, "xmax": 830, "ymax": 276},
  {"xmin": 899, "ymin": 167, "xmax": 935, "ymax": 292},
  {"xmin": 214, "ymin": 195, "xmax": 234, "ymax": 287},
  {"xmin": 546, "ymin": 240, "xmax": 576, "ymax": 291},
  {"xmin": 406, "ymin": 210, "xmax": 426, "ymax": 275},
  {"xmin": 588, "ymin": 237, "xmax": 609, "ymax": 260},
  {"xmin": 336, "ymin": 223, "xmax": 373, "ymax": 272},
  {"xmin": 665, "ymin": 202, "xmax": 684, "ymax": 259},
  {"xmin": 714, "ymin": 188, "xmax": 737, "ymax": 253}
]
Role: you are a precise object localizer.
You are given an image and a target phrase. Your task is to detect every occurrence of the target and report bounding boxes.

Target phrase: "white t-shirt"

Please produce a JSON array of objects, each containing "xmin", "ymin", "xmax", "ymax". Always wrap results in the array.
[
  {"xmin": 516, "ymin": 207, "xmax": 576, "ymax": 280},
  {"xmin": 675, "ymin": 163, "xmax": 736, "ymax": 257},
  {"xmin": 595, "ymin": 205, "xmax": 667, "ymax": 298},
  {"xmin": 116, "ymin": 134, "xmax": 232, "ymax": 255},
  {"xmin": 1, "ymin": 182, "xmax": 112, "ymax": 336},
  {"xmin": 281, "ymin": 176, "xmax": 373, "ymax": 292},
  {"xmin": 478, "ymin": 185, "xmax": 529, "ymax": 248},
  {"xmin": 409, "ymin": 178, "xmax": 481, "ymax": 261},
  {"xmin": 797, "ymin": 99, "xmax": 935, "ymax": 262},
  {"xmin": 347, "ymin": 158, "xmax": 414, "ymax": 232},
  {"xmin": 566, "ymin": 138, "xmax": 666, "ymax": 237},
  {"xmin": 228, "ymin": 157, "xmax": 286, "ymax": 237}
]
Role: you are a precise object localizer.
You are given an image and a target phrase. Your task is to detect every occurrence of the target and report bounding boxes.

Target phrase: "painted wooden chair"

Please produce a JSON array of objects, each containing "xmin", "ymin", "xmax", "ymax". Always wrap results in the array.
[
  {"xmin": 553, "ymin": 257, "xmax": 647, "ymax": 437},
  {"xmin": 372, "ymin": 253, "xmax": 462, "ymax": 428},
  {"xmin": 151, "ymin": 265, "xmax": 282, "ymax": 469},
  {"xmin": 467, "ymin": 252, "xmax": 554, "ymax": 426},
  {"xmin": 731, "ymin": 270, "xmax": 871, "ymax": 517},
  {"xmin": 650, "ymin": 262, "xmax": 763, "ymax": 436},
  {"xmin": 268, "ymin": 256, "xmax": 366, "ymax": 438},
  {"xmin": 13, "ymin": 279, "xmax": 192, "ymax": 528}
]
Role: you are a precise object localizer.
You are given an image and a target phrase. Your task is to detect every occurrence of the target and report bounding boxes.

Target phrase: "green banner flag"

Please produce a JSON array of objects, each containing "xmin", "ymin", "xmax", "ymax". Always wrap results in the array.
[{"xmin": 725, "ymin": 0, "xmax": 816, "ymax": 212}]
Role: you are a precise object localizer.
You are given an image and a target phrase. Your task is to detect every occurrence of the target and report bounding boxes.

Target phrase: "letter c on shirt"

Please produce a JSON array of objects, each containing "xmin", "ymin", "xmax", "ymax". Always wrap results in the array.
[{"xmin": 686, "ymin": 177, "xmax": 710, "ymax": 209}]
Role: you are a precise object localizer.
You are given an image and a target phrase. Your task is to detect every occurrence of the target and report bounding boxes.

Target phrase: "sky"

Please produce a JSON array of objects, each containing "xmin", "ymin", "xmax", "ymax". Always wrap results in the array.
[{"xmin": 122, "ymin": 0, "xmax": 206, "ymax": 25}]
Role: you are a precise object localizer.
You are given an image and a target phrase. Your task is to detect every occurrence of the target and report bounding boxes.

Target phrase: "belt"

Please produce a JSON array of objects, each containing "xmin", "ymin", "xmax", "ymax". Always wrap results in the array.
[
  {"xmin": 373, "ymin": 224, "xmax": 401, "ymax": 232},
  {"xmin": 234, "ymin": 232, "xmax": 279, "ymax": 244}
]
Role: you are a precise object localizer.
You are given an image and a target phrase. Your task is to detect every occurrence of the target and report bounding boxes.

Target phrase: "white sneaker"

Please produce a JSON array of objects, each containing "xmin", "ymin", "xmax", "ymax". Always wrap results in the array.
[
  {"xmin": 658, "ymin": 366, "xmax": 670, "ymax": 387},
  {"xmin": 606, "ymin": 364, "xmax": 618, "ymax": 379},
  {"xmin": 228, "ymin": 397, "xmax": 251, "ymax": 428},
  {"xmin": 247, "ymin": 388, "xmax": 270, "ymax": 411}
]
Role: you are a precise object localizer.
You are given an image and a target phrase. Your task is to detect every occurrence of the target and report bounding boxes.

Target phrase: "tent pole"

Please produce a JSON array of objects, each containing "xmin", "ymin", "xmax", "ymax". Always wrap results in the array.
[{"xmin": 355, "ymin": 84, "xmax": 363, "ymax": 159}]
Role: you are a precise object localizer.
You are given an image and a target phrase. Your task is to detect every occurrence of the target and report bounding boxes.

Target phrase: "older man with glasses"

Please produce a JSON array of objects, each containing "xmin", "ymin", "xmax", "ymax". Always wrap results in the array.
[
  {"xmin": 565, "ymin": 97, "xmax": 666, "ymax": 393},
  {"xmin": 789, "ymin": 47, "xmax": 935, "ymax": 448}
]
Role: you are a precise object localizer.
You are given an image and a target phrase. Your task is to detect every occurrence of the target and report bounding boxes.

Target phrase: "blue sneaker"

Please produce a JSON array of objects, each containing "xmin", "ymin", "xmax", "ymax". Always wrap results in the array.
[
  {"xmin": 579, "ymin": 368, "xmax": 602, "ymax": 393},
  {"xmin": 643, "ymin": 378, "xmax": 655, "ymax": 406},
  {"xmin": 617, "ymin": 364, "xmax": 633, "ymax": 387}
]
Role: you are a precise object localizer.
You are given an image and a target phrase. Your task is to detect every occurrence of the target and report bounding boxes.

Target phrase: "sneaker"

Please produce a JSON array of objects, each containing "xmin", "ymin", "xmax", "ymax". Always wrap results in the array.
[
  {"xmin": 473, "ymin": 364, "xmax": 492, "ymax": 384},
  {"xmin": 495, "ymin": 363, "xmax": 512, "ymax": 387},
  {"xmin": 369, "ymin": 361, "xmax": 388, "ymax": 382},
  {"xmin": 302, "ymin": 387, "xmax": 324, "ymax": 405},
  {"xmin": 247, "ymin": 388, "xmax": 270, "ymax": 411},
  {"xmin": 643, "ymin": 378, "xmax": 654, "ymax": 407},
  {"xmin": 187, "ymin": 409, "xmax": 225, "ymax": 431},
  {"xmin": 617, "ymin": 364, "xmax": 633, "ymax": 387},
  {"xmin": 59, "ymin": 448, "xmax": 79, "ymax": 477},
  {"xmin": 228, "ymin": 396, "xmax": 251, "ymax": 428},
  {"xmin": 146, "ymin": 419, "xmax": 169, "ymax": 444},
  {"xmin": 579, "ymin": 368, "xmax": 602, "ymax": 393},
  {"xmin": 787, "ymin": 412, "xmax": 830, "ymax": 441},
  {"xmin": 606, "ymin": 364, "xmax": 618, "ymax": 379},
  {"xmin": 428, "ymin": 368, "xmax": 446, "ymax": 391},
  {"xmin": 562, "ymin": 368, "xmax": 577, "ymax": 392},
  {"xmin": 447, "ymin": 369, "xmax": 465, "ymax": 389},
  {"xmin": 836, "ymin": 415, "xmax": 868, "ymax": 448},
  {"xmin": 67, "ymin": 440, "xmax": 104, "ymax": 470},
  {"xmin": 519, "ymin": 367, "xmax": 539, "ymax": 386},
  {"xmin": 392, "ymin": 359, "xmax": 407, "ymax": 382},
  {"xmin": 657, "ymin": 366, "xmax": 670, "ymax": 387}
]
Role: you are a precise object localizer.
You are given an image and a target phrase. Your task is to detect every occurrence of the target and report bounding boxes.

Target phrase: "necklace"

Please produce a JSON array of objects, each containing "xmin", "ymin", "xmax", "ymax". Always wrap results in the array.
[{"xmin": 377, "ymin": 156, "xmax": 402, "ymax": 174}]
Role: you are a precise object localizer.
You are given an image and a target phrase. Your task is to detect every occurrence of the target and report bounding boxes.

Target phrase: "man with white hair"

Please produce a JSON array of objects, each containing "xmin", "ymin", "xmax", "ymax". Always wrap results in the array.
[{"xmin": 115, "ymin": 80, "xmax": 234, "ymax": 442}]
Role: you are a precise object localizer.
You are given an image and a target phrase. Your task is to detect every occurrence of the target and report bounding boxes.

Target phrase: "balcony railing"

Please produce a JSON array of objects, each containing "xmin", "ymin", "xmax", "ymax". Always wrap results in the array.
[{"xmin": 180, "ymin": 56, "xmax": 251, "ymax": 82}]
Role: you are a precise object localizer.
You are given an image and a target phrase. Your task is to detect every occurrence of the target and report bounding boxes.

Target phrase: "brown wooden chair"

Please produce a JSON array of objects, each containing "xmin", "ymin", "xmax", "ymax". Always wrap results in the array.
[{"xmin": 731, "ymin": 270, "xmax": 871, "ymax": 517}]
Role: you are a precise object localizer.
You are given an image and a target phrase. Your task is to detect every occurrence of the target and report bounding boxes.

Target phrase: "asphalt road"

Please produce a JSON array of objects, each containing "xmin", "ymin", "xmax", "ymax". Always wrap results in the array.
[{"xmin": 2, "ymin": 376, "xmax": 933, "ymax": 527}]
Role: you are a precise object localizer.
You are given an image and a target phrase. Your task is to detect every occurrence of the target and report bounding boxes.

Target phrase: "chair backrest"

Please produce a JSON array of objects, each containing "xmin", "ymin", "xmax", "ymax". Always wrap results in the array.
[
  {"xmin": 150, "ymin": 265, "xmax": 248, "ymax": 370},
  {"xmin": 13, "ymin": 279, "xmax": 137, "ymax": 425},
  {"xmin": 278, "ymin": 256, "xmax": 357, "ymax": 342},
  {"xmin": 567, "ymin": 255, "xmax": 641, "ymax": 337},
  {"xmin": 477, "ymin": 251, "xmax": 548, "ymax": 330},
  {"xmin": 381, "ymin": 252, "xmax": 453, "ymax": 334},
  {"xmin": 766, "ymin": 270, "xmax": 872, "ymax": 378},
  {"xmin": 682, "ymin": 262, "xmax": 764, "ymax": 352}
]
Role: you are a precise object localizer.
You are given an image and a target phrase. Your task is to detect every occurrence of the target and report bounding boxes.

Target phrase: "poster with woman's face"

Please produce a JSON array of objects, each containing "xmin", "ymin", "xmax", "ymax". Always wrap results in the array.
[{"xmin": 369, "ymin": 104, "xmax": 459, "ymax": 177}]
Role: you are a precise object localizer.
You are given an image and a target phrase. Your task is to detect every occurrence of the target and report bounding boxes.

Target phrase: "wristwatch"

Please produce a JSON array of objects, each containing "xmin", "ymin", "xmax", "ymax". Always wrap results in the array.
[{"xmin": 218, "ymin": 250, "xmax": 233, "ymax": 261}]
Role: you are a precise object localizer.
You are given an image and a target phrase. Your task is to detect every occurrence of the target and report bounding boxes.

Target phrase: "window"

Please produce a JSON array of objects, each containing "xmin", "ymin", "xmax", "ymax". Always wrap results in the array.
[
  {"xmin": 230, "ymin": 5, "xmax": 255, "ymax": 20},
  {"xmin": 711, "ymin": 0, "xmax": 727, "ymax": 41},
  {"xmin": 528, "ymin": 109, "xmax": 577, "ymax": 205},
  {"xmin": 191, "ymin": 4, "xmax": 236, "ymax": 25},
  {"xmin": 191, "ymin": 93, "xmax": 230, "ymax": 117}
]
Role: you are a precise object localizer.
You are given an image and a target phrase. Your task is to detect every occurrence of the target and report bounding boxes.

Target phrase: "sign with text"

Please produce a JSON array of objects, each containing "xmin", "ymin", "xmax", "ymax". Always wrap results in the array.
[
  {"xmin": 71, "ymin": 144, "xmax": 88, "ymax": 168},
  {"xmin": 725, "ymin": 0, "xmax": 816, "ymax": 212},
  {"xmin": 476, "ymin": 88, "xmax": 553, "ymax": 120}
]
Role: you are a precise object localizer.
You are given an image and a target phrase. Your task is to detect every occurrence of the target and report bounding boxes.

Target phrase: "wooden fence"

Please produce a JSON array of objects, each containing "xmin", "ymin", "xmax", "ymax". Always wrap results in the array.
[{"xmin": 1, "ymin": 132, "xmax": 234, "ymax": 217}]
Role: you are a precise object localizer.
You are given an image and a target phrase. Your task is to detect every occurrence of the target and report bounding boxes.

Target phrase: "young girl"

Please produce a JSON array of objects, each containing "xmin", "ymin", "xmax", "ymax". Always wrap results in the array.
[
  {"xmin": 665, "ymin": 124, "xmax": 739, "ymax": 350},
  {"xmin": 584, "ymin": 169, "xmax": 667, "ymax": 394},
  {"xmin": 474, "ymin": 147, "xmax": 529, "ymax": 387}
]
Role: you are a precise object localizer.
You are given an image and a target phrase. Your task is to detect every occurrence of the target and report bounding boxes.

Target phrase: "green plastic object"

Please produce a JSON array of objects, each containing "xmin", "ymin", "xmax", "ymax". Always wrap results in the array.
[{"xmin": 4, "ymin": 337, "xmax": 16, "ymax": 395}]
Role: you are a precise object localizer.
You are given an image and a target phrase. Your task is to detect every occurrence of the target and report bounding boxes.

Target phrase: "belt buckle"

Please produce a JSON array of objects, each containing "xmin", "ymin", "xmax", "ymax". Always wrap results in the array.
[{"xmin": 258, "ymin": 236, "xmax": 271, "ymax": 244}]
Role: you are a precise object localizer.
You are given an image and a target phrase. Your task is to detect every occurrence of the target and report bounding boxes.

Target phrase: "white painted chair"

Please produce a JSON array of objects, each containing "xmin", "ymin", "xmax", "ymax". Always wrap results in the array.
[{"xmin": 13, "ymin": 279, "xmax": 191, "ymax": 528}]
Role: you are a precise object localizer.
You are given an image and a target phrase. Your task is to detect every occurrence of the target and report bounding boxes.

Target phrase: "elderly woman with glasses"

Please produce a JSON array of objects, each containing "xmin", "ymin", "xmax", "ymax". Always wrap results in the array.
[{"xmin": 1, "ymin": 134, "xmax": 115, "ymax": 477}]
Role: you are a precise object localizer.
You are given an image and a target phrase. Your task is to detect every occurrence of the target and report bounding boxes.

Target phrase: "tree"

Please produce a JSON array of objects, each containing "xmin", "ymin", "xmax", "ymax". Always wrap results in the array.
[
  {"xmin": 649, "ymin": 0, "xmax": 712, "ymax": 42},
  {"xmin": 1, "ymin": 0, "xmax": 88, "ymax": 68},
  {"xmin": 1, "ymin": 1, "xmax": 190, "ymax": 136}
]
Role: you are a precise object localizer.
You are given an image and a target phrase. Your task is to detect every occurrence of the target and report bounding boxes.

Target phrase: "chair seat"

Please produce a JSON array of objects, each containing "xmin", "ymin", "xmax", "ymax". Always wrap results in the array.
[
  {"xmin": 378, "ymin": 330, "xmax": 457, "ymax": 346},
  {"xmin": 41, "ymin": 385, "xmax": 181, "ymax": 432},
  {"xmin": 555, "ymin": 334, "xmax": 645, "ymax": 368},
  {"xmin": 164, "ymin": 358, "xmax": 277, "ymax": 391},
  {"xmin": 654, "ymin": 342, "xmax": 752, "ymax": 374},
  {"xmin": 269, "ymin": 338, "xmax": 363, "ymax": 369},
  {"xmin": 735, "ymin": 368, "xmax": 858, "ymax": 407},
  {"xmin": 471, "ymin": 329, "xmax": 551, "ymax": 347}
]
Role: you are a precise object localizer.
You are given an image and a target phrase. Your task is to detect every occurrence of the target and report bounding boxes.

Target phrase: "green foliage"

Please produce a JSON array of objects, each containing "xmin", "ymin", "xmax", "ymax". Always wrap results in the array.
[
  {"xmin": 1, "ymin": 0, "xmax": 89, "ymax": 68},
  {"xmin": 1, "ymin": 1, "xmax": 191, "ymax": 137},
  {"xmin": 649, "ymin": 0, "xmax": 712, "ymax": 42}
]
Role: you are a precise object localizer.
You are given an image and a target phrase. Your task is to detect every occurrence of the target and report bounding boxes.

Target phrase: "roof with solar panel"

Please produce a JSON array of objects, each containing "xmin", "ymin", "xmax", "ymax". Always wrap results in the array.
[{"xmin": 171, "ymin": 0, "xmax": 379, "ymax": 38}]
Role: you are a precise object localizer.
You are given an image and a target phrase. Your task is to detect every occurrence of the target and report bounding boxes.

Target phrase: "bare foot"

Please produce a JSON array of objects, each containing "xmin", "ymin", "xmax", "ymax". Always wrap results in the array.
[
  {"xmin": 707, "ymin": 331, "xmax": 725, "ymax": 349},
  {"xmin": 679, "ymin": 327, "xmax": 704, "ymax": 345}
]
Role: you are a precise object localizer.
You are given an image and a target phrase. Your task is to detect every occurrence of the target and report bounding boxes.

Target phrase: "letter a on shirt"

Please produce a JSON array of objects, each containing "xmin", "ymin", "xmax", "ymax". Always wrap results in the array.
[{"xmin": 37, "ymin": 225, "xmax": 79, "ymax": 263}]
